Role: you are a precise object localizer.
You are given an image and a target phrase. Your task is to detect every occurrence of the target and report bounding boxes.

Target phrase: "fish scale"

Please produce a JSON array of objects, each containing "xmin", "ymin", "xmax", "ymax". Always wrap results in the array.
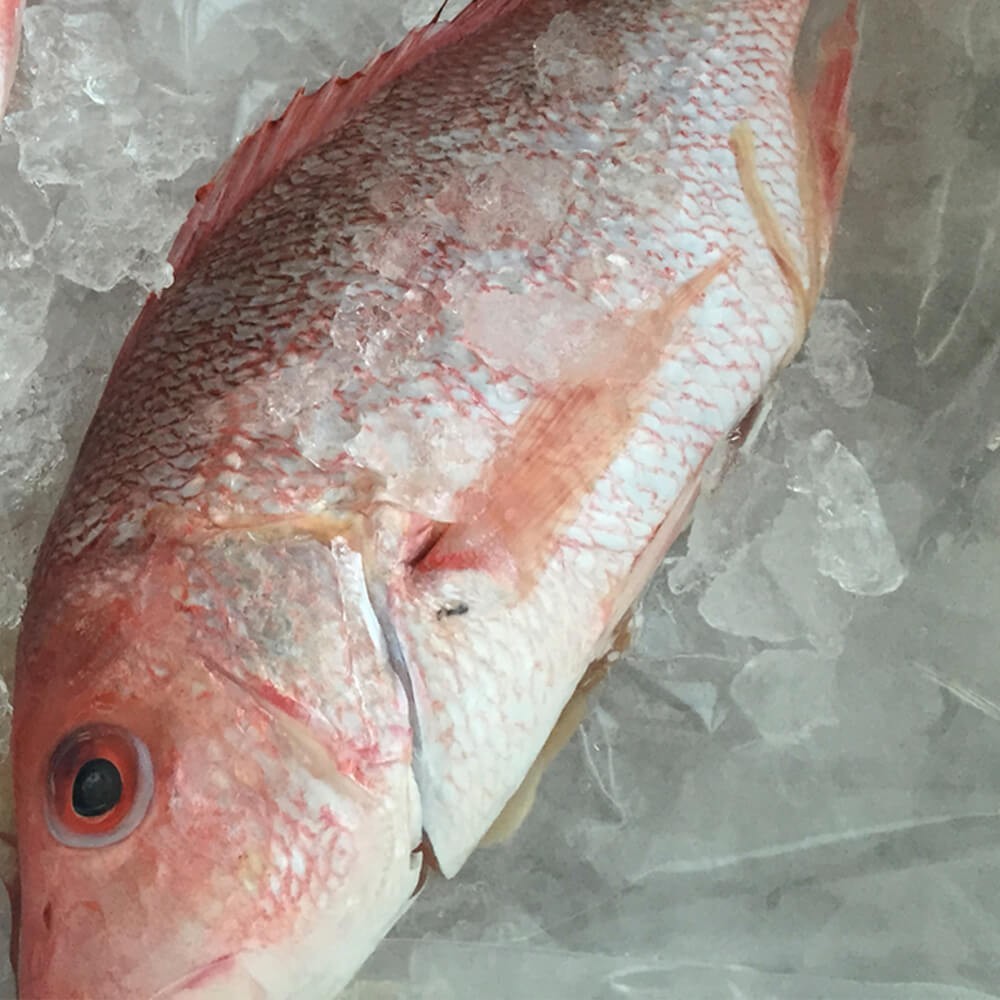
[
  {"xmin": 42, "ymin": 0, "xmax": 807, "ymax": 566},
  {"xmin": 13, "ymin": 0, "xmax": 857, "ymax": 996}
]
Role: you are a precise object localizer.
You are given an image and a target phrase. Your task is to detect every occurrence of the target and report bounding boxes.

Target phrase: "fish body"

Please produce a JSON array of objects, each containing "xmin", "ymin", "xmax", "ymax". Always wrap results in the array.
[
  {"xmin": 0, "ymin": 0, "xmax": 22, "ymax": 115},
  {"xmin": 11, "ymin": 0, "xmax": 858, "ymax": 997}
]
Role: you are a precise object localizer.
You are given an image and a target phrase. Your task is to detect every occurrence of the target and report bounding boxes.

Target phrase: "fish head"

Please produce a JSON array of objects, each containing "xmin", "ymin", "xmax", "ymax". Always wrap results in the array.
[{"xmin": 12, "ymin": 536, "xmax": 419, "ymax": 999}]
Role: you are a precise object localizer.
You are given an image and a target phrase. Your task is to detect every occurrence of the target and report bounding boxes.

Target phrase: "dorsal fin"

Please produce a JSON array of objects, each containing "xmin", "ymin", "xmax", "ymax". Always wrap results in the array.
[{"xmin": 167, "ymin": 0, "xmax": 527, "ymax": 276}]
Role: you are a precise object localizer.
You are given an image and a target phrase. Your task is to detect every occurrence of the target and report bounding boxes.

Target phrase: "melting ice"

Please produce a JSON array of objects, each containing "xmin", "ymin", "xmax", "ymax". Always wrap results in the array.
[{"xmin": 2, "ymin": 0, "xmax": 1000, "ymax": 997}]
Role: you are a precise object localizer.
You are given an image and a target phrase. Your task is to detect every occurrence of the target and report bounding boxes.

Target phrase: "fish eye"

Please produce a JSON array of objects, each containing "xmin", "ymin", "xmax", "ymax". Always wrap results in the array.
[
  {"xmin": 46, "ymin": 725, "xmax": 153, "ymax": 848},
  {"xmin": 72, "ymin": 758, "xmax": 123, "ymax": 817}
]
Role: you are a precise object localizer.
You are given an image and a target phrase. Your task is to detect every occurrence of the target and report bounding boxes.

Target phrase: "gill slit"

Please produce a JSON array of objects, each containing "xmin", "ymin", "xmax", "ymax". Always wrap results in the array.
[{"xmin": 358, "ymin": 558, "xmax": 423, "ymax": 759}]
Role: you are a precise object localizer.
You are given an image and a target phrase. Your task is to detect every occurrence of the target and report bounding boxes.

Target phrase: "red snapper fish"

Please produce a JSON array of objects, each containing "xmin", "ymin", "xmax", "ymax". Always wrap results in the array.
[{"xmin": 11, "ymin": 0, "xmax": 858, "ymax": 996}]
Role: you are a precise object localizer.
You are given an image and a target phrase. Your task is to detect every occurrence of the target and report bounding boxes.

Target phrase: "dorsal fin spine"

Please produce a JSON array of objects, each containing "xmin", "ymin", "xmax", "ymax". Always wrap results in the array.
[{"xmin": 169, "ymin": 0, "xmax": 528, "ymax": 277}]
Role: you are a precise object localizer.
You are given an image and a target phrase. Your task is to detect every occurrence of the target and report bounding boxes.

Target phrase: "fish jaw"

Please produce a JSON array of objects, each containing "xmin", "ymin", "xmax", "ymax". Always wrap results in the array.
[
  {"xmin": 13, "ymin": 536, "xmax": 420, "ymax": 999},
  {"xmin": 0, "ymin": 0, "xmax": 22, "ymax": 116}
]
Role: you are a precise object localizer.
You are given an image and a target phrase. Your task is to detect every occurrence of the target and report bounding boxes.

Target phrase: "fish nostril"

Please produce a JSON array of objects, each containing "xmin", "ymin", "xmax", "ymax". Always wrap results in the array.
[{"xmin": 41, "ymin": 902, "xmax": 52, "ymax": 932}]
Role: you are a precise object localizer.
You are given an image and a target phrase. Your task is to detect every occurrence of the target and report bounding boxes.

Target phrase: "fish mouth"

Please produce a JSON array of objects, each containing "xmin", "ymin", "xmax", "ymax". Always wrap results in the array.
[{"xmin": 153, "ymin": 953, "xmax": 266, "ymax": 999}]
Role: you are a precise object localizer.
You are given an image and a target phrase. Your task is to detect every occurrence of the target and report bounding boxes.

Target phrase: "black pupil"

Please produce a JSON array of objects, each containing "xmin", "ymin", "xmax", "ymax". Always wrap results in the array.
[{"xmin": 71, "ymin": 759, "xmax": 123, "ymax": 818}]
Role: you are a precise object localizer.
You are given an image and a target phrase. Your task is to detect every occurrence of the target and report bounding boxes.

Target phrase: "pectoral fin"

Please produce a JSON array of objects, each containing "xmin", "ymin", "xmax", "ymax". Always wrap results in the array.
[{"xmin": 416, "ymin": 253, "xmax": 737, "ymax": 592}]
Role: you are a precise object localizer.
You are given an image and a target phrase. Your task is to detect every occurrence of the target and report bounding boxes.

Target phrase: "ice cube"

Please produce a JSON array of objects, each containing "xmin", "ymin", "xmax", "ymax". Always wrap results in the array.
[
  {"xmin": 790, "ymin": 430, "xmax": 906, "ymax": 597},
  {"xmin": 0, "ymin": 408, "xmax": 67, "ymax": 514},
  {"xmin": 668, "ymin": 452, "xmax": 786, "ymax": 595},
  {"xmin": 663, "ymin": 681, "xmax": 729, "ymax": 733},
  {"xmin": 758, "ymin": 497, "xmax": 855, "ymax": 657},
  {"xmin": 0, "ymin": 139, "xmax": 53, "ymax": 271},
  {"xmin": 0, "ymin": 576, "xmax": 25, "ymax": 632},
  {"xmin": 804, "ymin": 299, "xmax": 874, "ymax": 409},
  {"xmin": 0, "ymin": 145, "xmax": 51, "ymax": 248},
  {"xmin": 433, "ymin": 154, "xmax": 576, "ymax": 250},
  {"xmin": 0, "ymin": 265, "xmax": 54, "ymax": 342},
  {"xmin": 730, "ymin": 649, "xmax": 838, "ymax": 745},
  {"xmin": 21, "ymin": 7, "xmax": 139, "ymax": 107},
  {"xmin": 10, "ymin": 101, "xmax": 124, "ymax": 186},
  {"xmin": 697, "ymin": 539, "xmax": 803, "ymax": 644},
  {"xmin": 0, "ymin": 332, "xmax": 45, "ymax": 415},
  {"xmin": 45, "ymin": 170, "xmax": 180, "ymax": 290},
  {"xmin": 0, "ymin": 213, "xmax": 31, "ymax": 270},
  {"xmin": 457, "ymin": 283, "xmax": 605, "ymax": 383},
  {"xmin": 123, "ymin": 94, "xmax": 218, "ymax": 181}
]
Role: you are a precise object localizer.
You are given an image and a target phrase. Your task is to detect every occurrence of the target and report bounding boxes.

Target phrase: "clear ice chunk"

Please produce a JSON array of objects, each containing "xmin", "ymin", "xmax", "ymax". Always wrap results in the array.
[
  {"xmin": 0, "ymin": 213, "xmax": 32, "ymax": 270},
  {"xmin": 697, "ymin": 540, "xmax": 803, "ymax": 645},
  {"xmin": 668, "ymin": 453, "xmax": 786, "ymax": 595},
  {"xmin": 758, "ymin": 497, "xmax": 855, "ymax": 657},
  {"xmin": 730, "ymin": 649, "xmax": 838, "ymax": 745},
  {"xmin": 0, "ymin": 265, "xmax": 54, "ymax": 341},
  {"xmin": 21, "ymin": 7, "xmax": 140, "ymax": 107},
  {"xmin": 0, "ymin": 408, "xmax": 67, "ymax": 514},
  {"xmin": 10, "ymin": 102, "xmax": 124, "ymax": 186},
  {"xmin": 804, "ymin": 299, "xmax": 874, "ymax": 409},
  {"xmin": 790, "ymin": 430, "xmax": 906, "ymax": 597},
  {"xmin": 124, "ymin": 95, "xmax": 218, "ymax": 181},
  {"xmin": 0, "ymin": 332, "xmax": 46, "ymax": 415},
  {"xmin": 433, "ymin": 154, "xmax": 576, "ymax": 250},
  {"xmin": 0, "ymin": 575, "xmax": 26, "ymax": 632},
  {"xmin": 46, "ymin": 170, "xmax": 181, "ymax": 291}
]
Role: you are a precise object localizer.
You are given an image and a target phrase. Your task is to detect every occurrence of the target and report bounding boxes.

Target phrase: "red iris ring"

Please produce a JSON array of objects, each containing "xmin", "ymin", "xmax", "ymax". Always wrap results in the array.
[{"xmin": 46, "ymin": 725, "xmax": 154, "ymax": 849}]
